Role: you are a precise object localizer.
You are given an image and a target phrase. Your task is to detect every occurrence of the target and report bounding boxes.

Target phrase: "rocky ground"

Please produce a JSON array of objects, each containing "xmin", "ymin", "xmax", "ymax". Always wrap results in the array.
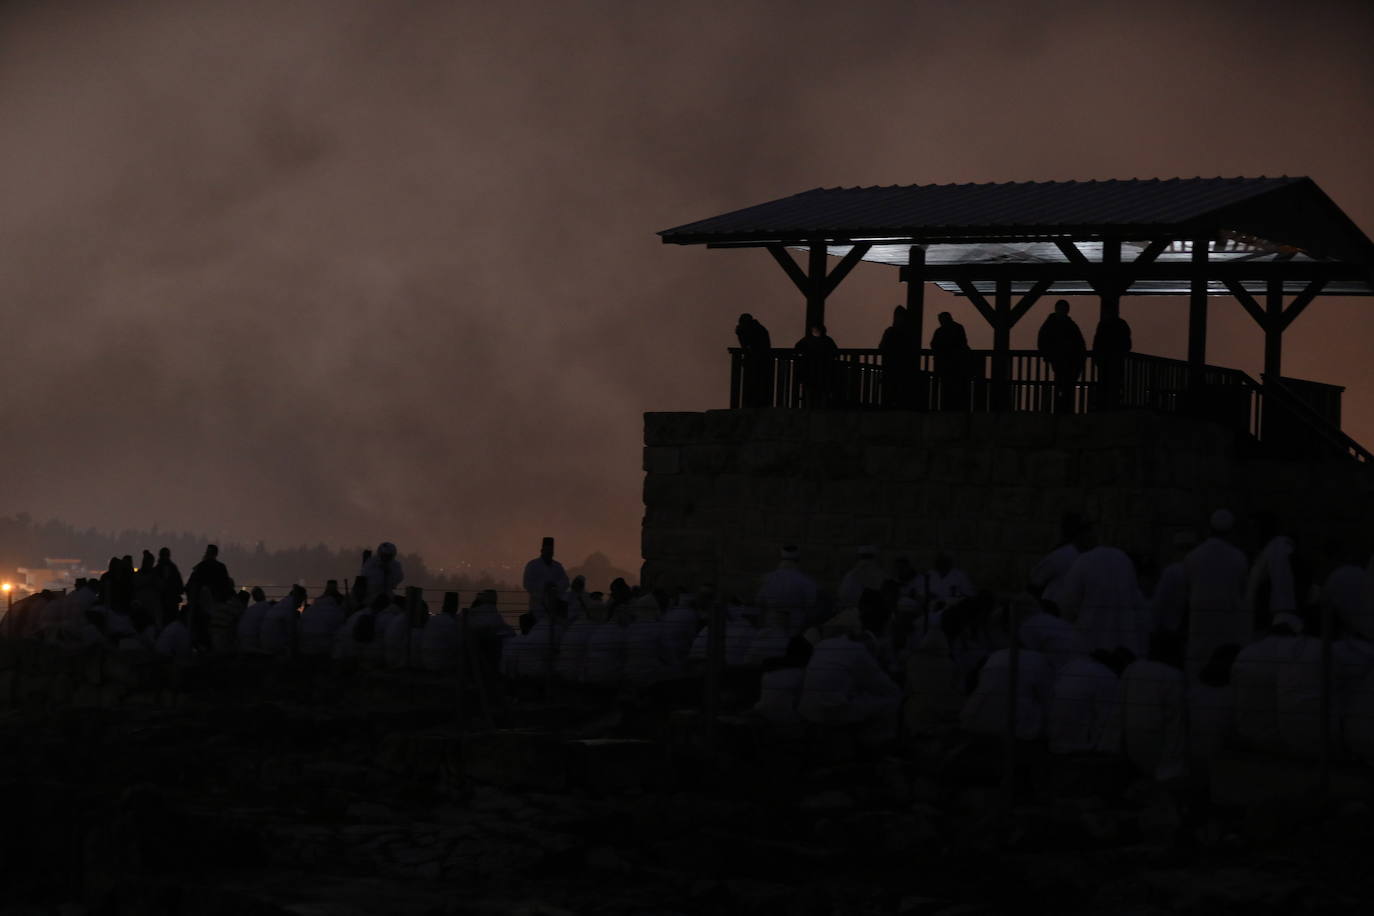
[{"xmin": 3, "ymin": 646, "xmax": 1374, "ymax": 914}]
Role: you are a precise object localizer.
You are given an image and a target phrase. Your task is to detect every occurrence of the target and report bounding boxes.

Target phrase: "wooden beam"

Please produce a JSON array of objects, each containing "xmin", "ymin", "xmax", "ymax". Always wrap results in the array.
[
  {"xmin": 1132, "ymin": 238, "xmax": 1172, "ymax": 267},
  {"xmin": 1278, "ymin": 278, "xmax": 1327, "ymax": 331},
  {"xmin": 920, "ymin": 262, "xmax": 1369, "ymax": 283},
  {"xmin": 806, "ymin": 242, "xmax": 827, "ymax": 331},
  {"xmin": 1009, "ymin": 277, "xmax": 1054, "ymax": 325},
  {"xmin": 1100, "ymin": 239, "xmax": 1122, "ymax": 316},
  {"xmin": 954, "ymin": 278, "xmax": 998, "ymax": 326},
  {"xmin": 992, "ymin": 277, "xmax": 1012, "ymax": 411},
  {"xmin": 1223, "ymin": 278, "xmax": 1268, "ymax": 327},
  {"xmin": 1054, "ymin": 240, "xmax": 1092, "ymax": 267},
  {"xmin": 905, "ymin": 246, "xmax": 925, "ymax": 353},
  {"xmin": 821, "ymin": 243, "xmax": 872, "ymax": 297},
  {"xmin": 1265, "ymin": 277, "xmax": 1284, "ymax": 380},
  {"xmin": 1188, "ymin": 235, "xmax": 1208, "ymax": 383},
  {"xmin": 765, "ymin": 244, "xmax": 811, "ymax": 298}
]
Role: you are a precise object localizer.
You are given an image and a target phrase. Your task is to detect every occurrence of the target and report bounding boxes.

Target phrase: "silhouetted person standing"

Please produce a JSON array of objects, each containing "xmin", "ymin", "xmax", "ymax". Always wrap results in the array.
[
  {"xmin": 794, "ymin": 324, "xmax": 840, "ymax": 408},
  {"xmin": 153, "ymin": 547, "xmax": 183, "ymax": 629},
  {"xmin": 879, "ymin": 305, "xmax": 921, "ymax": 408},
  {"xmin": 1037, "ymin": 299, "xmax": 1086, "ymax": 414},
  {"xmin": 735, "ymin": 312, "xmax": 773, "ymax": 408},
  {"xmin": 930, "ymin": 311, "xmax": 971, "ymax": 411},
  {"xmin": 523, "ymin": 536, "xmax": 569, "ymax": 622},
  {"xmin": 186, "ymin": 544, "xmax": 233, "ymax": 650},
  {"xmin": 1092, "ymin": 313, "xmax": 1132, "ymax": 409}
]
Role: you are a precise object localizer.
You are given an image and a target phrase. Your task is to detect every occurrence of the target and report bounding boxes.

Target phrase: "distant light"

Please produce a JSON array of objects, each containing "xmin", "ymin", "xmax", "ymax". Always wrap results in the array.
[{"xmin": 1, "ymin": 583, "xmax": 11, "ymax": 592}]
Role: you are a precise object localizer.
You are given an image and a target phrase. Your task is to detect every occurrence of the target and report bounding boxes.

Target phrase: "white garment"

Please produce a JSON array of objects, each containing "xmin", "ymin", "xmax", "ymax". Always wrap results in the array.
[
  {"xmin": 299, "ymin": 597, "xmax": 348, "ymax": 656},
  {"xmin": 1048, "ymin": 655, "xmax": 1120, "ymax": 754},
  {"xmin": 1030, "ymin": 543, "xmax": 1079, "ymax": 607},
  {"xmin": 744, "ymin": 626, "xmax": 790, "ymax": 667},
  {"xmin": 420, "ymin": 613, "xmax": 463, "ymax": 671},
  {"xmin": 554, "ymin": 619, "xmax": 595, "ymax": 682},
  {"xmin": 1325, "ymin": 564, "xmax": 1370, "ymax": 637},
  {"xmin": 1019, "ymin": 610, "xmax": 1089, "ymax": 671},
  {"xmin": 1057, "ymin": 546, "xmax": 1149, "ymax": 657},
  {"xmin": 1232, "ymin": 633, "xmax": 1306, "ymax": 754},
  {"xmin": 837, "ymin": 560, "xmax": 887, "ymax": 610},
  {"xmin": 1247, "ymin": 535, "xmax": 1298, "ymax": 616},
  {"xmin": 1119, "ymin": 659, "xmax": 1187, "ymax": 780},
  {"xmin": 1189, "ymin": 683, "xmax": 1235, "ymax": 760},
  {"xmin": 383, "ymin": 611, "xmax": 415, "ymax": 668},
  {"xmin": 359, "ymin": 555, "xmax": 405, "ymax": 602},
  {"xmin": 503, "ymin": 620, "xmax": 563, "ymax": 680},
  {"xmin": 658, "ymin": 605, "xmax": 700, "ymax": 672},
  {"xmin": 155, "ymin": 620, "xmax": 193, "ymax": 662},
  {"xmin": 1185, "ymin": 536, "xmax": 1251, "ymax": 678},
  {"xmin": 798, "ymin": 635, "xmax": 901, "ymax": 729},
  {"xmin": 623, "ymin": 619, "xmax": 669, "ymax": 685},
  {"xmin": 1337, "ymin": 637, "xmax": 1374, "ymax": 762},
  {"xmin": 756, "ymin": 564, "xmax": 818, "ymax": 635},
  {"xmin": 522, "ymin": 557, "xmax": 569, "ymax": 618},
  {"xmin": 1152, "ymin": 560, "xmax": 1189, "ymax": 634},
  {"xmin": 908, "ymin": 568, "xmax": 975, "ymax": 606},
  {"xmin": 258, "ymin": 602, "xmax": 297, "ymax": 655},
  {"xmin": 960, "ymin": 648, "xmax": 1054, "ymax": 741},
  {"xmin": 753, "ymin": 667, "xmax": 805, "ymax": 724},
  {"xmin": 688, "ymin": 610, "xmax": 756, "ymax": 668},
  {"xmin": 1275, "ymin": 635, "xmax": 1329, "ymax": 759},
  {"xmin": 237, "ymin": 600, "xmax": 270, "ymax": 651},
  {"xmin": 581, "ymin": 622, "xmax": 628, "ymax": 684}
]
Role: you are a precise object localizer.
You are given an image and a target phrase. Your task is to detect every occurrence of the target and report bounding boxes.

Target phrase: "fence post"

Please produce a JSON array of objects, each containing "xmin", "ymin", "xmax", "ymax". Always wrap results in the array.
[
  {"xmin": 1002, "ymin": 599, "xmax": 1021, "ymax": 815},
  {"xmin": 404, "ymin": 586, "xmax": 423, "ymax": 669}
]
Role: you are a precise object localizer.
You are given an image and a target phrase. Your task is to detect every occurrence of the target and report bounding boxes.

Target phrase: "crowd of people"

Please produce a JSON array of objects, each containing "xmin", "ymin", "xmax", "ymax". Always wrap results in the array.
[
  {"xmin": 6, "ymin": 517, "xmax": 1374, "ymax": 787},
  {"xmin": 734, "ymin": 298, "xmax": 1133, "ymax": 411}
]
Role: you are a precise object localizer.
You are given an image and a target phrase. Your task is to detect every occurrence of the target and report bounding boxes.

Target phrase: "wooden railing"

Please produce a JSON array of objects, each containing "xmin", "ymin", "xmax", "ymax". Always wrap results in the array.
[{"xmin": 728, "ymin": 347, "xmax": 1358, "ymax": 460}]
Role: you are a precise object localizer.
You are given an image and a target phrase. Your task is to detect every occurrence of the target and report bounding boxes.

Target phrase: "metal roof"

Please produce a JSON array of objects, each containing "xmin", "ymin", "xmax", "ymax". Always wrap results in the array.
[{"xmin": 659, "ymin": 177, "xmax": 1374, "ymax": 264}]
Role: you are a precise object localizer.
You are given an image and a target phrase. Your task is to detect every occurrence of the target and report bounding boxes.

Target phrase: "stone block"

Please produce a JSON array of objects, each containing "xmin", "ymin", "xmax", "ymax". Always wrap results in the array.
[
  {"xmin": 852, "ymin": 516, "xmax": 894, "ymax": 547},
  {"xmin": 740, "ymin": 441, "xmax": 801, "ymax": 475},
  {"xmin": 811, "ymin": 442, "xmax": 864, "ymax": 479},
  {"xmin": 643, "ymin": 446, "xmax": 680, "ymax": 475},
  {"xmin": 894, "ymin": 448, "xmax": 931, "ymax": 481},
  {"xmin": 1026, "ymin": 449, "xmax": 1072, "ymax": 487},
  {"xmin": 750, "ymin": 409, "xmax": 810, "ymax": 441},
  {"xmin": 920, "ymin": 412, "xmax": 970, "ymax": 443},
  {"xmin": 863, "ymin": 445, "xmax": 902, "ymax": 479},
  {"xmin": 681, "ymin": 445, "xmax": 736, "ymax": 475},
  {"xmin": 643, "ymin": 475, "xmax": 697, "ymax": 512},
  {"xmin": 807, "ymin": 514, "xmax": 854, "ymax": 546},
  {"xmin": 989, "ymin": 448, "xmax": 1024, "ymax": 483},
  {"xmin": 808, "ymin": 410, "xmax": 862, "ymax": 444},
  {"xmin": 644, "ymin": 411, "xmax": 703, "ymax": 446},
  {"xmin": 859, "ymin": 411, "xmax": 915, "ymax": 443}
]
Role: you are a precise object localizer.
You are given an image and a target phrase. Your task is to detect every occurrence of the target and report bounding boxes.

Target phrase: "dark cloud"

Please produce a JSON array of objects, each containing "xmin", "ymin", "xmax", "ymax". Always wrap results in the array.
[{"xmin": 0, "ymin": 0, "xmax": 1370, "ymax": 575}]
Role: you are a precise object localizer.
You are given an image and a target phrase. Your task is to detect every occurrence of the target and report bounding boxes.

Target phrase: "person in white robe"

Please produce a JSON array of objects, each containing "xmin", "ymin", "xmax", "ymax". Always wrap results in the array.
[
  {"xmin": 1029, "ymin": 513, "xmax": 1091, "ymax": 608},
  {"xmin": 299, "ymin": 588, "xmax": 348, "ymax": 656},
  {"xmin": 1322, "ymin": 543, "xmax": 1370, "ymax": 638},
  {"xmin": 752, "ymin": 637, "xmax": 813, "ymax": 725},
  {"xmin": 1247, "ymin": 517, "xmax": 1299, "ymax": 627},
  {"xmin": 1057, "ymin": 544, "xmax": 1150, "ymax": 657},
  {"xmin": 907, "ymin": 552, "xmax": 975, "ymax": 610},
  {"xmin": 581, "ymin": 601, "xmax": 629, "ymax": 685},
  {"xmin": 658, "ymin": 592, "xmax": 702, "ymax": 675},
  {"xmin": 622, "ymin": 600, "xmax": 669, "ymax": 686},
  {"xmin": 1018, "ymin": 596, "xmax": 1090, "ymax": 672},
  {"xmin": 237, "ymin": 588, "xmax": 270, "ymax": 651},
  {"xmin": 1048, "ymin": 650, "xmax": 1122, "ymax": 755},
  {"xmin": 1336, "ymin": 634, "xmax": 1374, "ymax": 763},
  {"xmin": 689, "ymin": 605, "xmax": 757, "ymax": 668},
  {"xmin": 1189, "ymin": 644, "xmax": 1240, "ymax": 762},
  {"xmin": 259, "ymin": 587, "xmax": 305, "ymax": 656},
  {"xmin": 756, "ymin": 546, "xmax": 819, "ymax": 635},
  {"xmin": 1119, "ymin": 636, "xmax": 1187, "ymax": 781},
  {"xmin": 799, "ymin": 628, "xmax": 902, "ymax": 740},
  {"xmin": 155, "ymin": 611, "xmax": 194, "ymax": 664},
  {"xmin": 1152, "ymin": 531, "xmax": 1197, "ymax": 636},
  {"xmin": 522, "ymin": 537, "xmax": 569, "ymax": 622},
  {"xmin": 1184, "ymin": 509, "xmax": 1251, "ymax": 680},
  {"xmin": 960, "ymin": 642, "xmax": 1055, "ymax": 742},
  {"xmin": 359, "ymin": 542, "xmax": 405, "ymax": 602},
  {"xmin": 837, "ymin": 546, "xmax": 887, "ymax": 610},
  {"xmin": 1231, "ymin": 613, "xmax": 1307, "ymax": 754},
  {"xmin": 420, "ymin": 594, "xmax": 463, "ymax": 671}
]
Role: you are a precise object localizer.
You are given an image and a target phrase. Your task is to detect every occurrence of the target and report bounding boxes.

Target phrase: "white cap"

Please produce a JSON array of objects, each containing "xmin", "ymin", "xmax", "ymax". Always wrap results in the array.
[{"xmin": 1209, "ymin": 509, "xmax": 1234, "ymax": 533}]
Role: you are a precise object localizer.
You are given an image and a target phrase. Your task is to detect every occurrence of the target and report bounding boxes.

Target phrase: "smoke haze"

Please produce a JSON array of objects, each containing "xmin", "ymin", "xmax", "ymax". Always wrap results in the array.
[{"xmin": 1, "ymin": 0, "xmax": 1370, "ymax": 576}]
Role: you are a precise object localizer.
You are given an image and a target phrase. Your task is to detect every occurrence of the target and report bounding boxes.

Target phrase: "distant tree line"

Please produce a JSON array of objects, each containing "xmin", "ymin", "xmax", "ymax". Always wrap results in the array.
[{"xmin": 0, "ymin": 513, "xmax": 511, "ymax": 593}]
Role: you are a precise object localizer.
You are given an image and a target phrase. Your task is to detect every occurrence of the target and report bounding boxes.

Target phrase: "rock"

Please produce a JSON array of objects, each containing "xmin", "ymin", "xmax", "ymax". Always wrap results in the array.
[
  {"xmin": 344, "ymin": 801, "xmax": 398, "ymax": 822},
  {"xmin": 583, "ymin": 845, "xmax": 629, "ymax": 872},
  {"xmin": 800, "ymin": 790, "xmax": 855, "ymax": 813}
]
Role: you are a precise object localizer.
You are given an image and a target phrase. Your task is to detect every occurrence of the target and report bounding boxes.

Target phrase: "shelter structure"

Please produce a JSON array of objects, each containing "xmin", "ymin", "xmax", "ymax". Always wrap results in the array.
[
  {"xmin": 643, "ymin": 179, "xmax": 1374, "ymax": 595},
  {"xmin": 661, "ymin": 177, "xmax": 1374, "ymax": 459}
]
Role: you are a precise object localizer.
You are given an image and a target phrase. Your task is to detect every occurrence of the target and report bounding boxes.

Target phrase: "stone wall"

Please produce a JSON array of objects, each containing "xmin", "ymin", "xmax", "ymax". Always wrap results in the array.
[{"xmin": 641, "ymin": 409, "xmax": 1374, "ymax": 598}]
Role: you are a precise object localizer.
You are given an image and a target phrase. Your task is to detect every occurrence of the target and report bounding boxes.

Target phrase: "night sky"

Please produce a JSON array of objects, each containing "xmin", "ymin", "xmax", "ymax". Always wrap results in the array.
[{"xmin": 1, "ymin": 0, "xmax": 1370, "ymax": 577}]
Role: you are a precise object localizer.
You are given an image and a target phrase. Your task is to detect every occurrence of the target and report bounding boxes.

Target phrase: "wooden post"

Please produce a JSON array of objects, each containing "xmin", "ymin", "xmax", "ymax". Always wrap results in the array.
[
  {"xmin": 1320, "ymin": 599, "xmax": 1333, "ymax": 798},
  {"xmin": 992, "ymin": 277, "xmax": 1012, "ymax": 410},
  {"xmin": 805, "ymin": 241, "xmax": 827, "ymax": 333},
  {"xmin": 1264, "ymin": 277, "xmax": 1284, "ymax": 380},
  {"xmin": 404, "ymin": 586, "xmax": 423, "ymax": 669},
  {"xmin": 1099, "ymin": 239, "xmax": 1122, "ymax": 323},
  {"xmin": 905, "ymin": 245, "xmax": 926, "ymax": 348},
  {"xmin": 1188, "ymin": 237, "xmax": 1209, "ymax": 391}
]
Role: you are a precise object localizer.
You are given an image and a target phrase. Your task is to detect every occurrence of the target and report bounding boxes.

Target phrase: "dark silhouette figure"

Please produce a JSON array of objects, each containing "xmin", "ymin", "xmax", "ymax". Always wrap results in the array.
[
  {"xmin": 186, "ymin": 544, "xmax": 234, "ymax": 648},
  {"xmin": 735, "ymin": 312, "xmax": 774, "ymax": 408},
  {"xmin": 930, "ymin": 312, "xmax": 971, "ymax": 411},
  {"xmin": 1092, "ymin": 314, "xmax": 1132, "ymax": 409},
  {"xmin": 153, "ymin": 547, "xmax": 184, "ymax": 628},
  {"xmin": 1037, "ymin": 299, "xmax": 1087, "ymax": 414},
  {"xmin": 879, "ymin": 305, "xmax": 922, "ymax": 408},
  {"xmin": 793, "ymin": 323, "xmax": 840, "ymax": 408}
]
